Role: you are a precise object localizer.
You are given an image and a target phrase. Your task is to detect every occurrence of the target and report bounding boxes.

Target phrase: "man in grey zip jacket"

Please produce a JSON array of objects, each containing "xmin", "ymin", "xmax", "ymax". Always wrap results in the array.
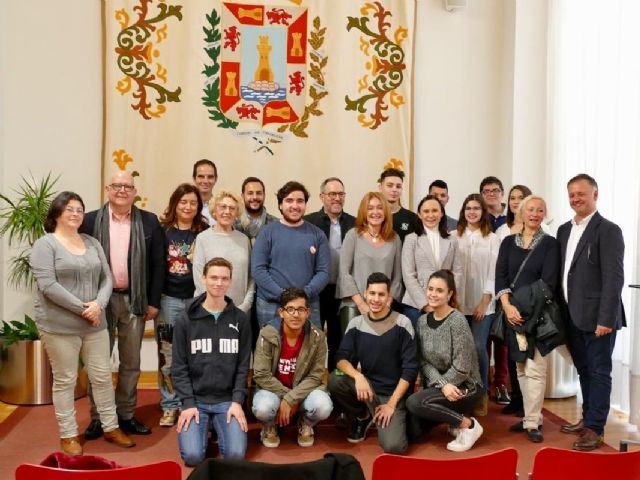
[
  {"xmin": 252, "ymin": 288, "xmax": 333, "ymax": 448},
  {"xmin": 172, "ymin": 257, "xmax": 251, "ymax": 465}
]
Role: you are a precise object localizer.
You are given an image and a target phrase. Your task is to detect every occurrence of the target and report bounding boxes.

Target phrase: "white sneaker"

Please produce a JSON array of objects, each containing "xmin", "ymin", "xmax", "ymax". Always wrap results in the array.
[
  {"xmin": 447, "ymin": 418, "xmax": 483, "ymax": 452},
  {"xmin": 260, "ymin": 424, "xmax": 280, "ymax": 448},
  {"xmin": 159, "ymin": 409, "xmax": 179, "ymax": 427}
]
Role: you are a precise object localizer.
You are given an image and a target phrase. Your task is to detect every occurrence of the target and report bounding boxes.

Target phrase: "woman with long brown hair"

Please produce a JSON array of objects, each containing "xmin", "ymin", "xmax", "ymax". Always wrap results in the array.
[
  {"xmin": 156, "ymin": 183, "xmax": 208, "ymax": 427},
  {"xmin": 337, "ymin": 192, "xmax": 402, "ymax": 330},
  {"xmin": 454, "ymin": 194, "xmax": 500, "ymax": 415}
]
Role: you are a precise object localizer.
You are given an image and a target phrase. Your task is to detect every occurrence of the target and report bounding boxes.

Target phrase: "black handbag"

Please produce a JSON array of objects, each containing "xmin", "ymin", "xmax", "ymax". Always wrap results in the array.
[
  {"xmin": 535, "ymin": 283, "xmax": 562, "ymax": 341},
  {"xmin": 490, "ymin": 303, "xmax": 506, "ymax": 341}
]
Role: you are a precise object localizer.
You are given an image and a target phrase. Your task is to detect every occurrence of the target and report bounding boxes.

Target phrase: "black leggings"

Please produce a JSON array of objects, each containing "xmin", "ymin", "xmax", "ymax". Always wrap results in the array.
[{"xmin": 406, "ymin": 384, "xmax": 483, "ymax": 427}]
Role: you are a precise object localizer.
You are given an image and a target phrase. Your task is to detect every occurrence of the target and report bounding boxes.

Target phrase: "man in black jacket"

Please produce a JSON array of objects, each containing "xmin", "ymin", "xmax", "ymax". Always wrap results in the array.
[
  {"xmin": 558, "ymin": 174, "xmax": 625, "ymax": 451},
  {"xmin": 80, "ymin": 170, "xmax": 165, "ymax": 439},
  {"xmin": 172, "ymin": 257, "xmax": 251, "ymax": 465},
  {"xmin": 304, "ymin": 177, "xmax": 355, "ymax": 370}
]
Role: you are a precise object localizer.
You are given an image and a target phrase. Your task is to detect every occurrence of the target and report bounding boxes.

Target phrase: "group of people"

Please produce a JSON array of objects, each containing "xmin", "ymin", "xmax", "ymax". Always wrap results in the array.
[{"xmin": 29, "ymin": 160, "xmax": 625, "ymax": 465}]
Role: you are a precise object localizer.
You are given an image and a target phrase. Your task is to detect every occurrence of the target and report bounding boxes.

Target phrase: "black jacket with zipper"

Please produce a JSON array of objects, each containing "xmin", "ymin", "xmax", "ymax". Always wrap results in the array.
[{"xmin": 172, "ymin": 293, "xmax": 251, "ymax": 409}]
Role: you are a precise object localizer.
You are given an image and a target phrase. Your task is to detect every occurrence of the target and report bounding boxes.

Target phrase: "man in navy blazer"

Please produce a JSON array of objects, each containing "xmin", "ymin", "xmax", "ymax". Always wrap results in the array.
[{"xmin": 557, "ymin": 173, "xmax": 625, "ymax": 451}]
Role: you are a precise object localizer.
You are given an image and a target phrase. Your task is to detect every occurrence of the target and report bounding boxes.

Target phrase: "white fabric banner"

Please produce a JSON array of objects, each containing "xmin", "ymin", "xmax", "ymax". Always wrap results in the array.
[{"xmin": 104, "ymin": 0, "xmax": 415, "ymax": 214}]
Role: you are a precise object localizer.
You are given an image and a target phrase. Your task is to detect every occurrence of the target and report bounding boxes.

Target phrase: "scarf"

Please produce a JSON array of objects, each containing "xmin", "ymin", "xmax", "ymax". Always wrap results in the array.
[
  {"xmin": 93, "ymin": 203, "xmax": 148, "ymax": 315},
  {"xmin": 236, "ymin": 207, "xmax": 269, "ymax": 240}
]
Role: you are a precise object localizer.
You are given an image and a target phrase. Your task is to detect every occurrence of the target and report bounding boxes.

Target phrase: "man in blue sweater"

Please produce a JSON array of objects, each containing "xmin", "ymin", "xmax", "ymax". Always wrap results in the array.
[
  {"xmin": 328, "ymin": 272, "xmax": 418, "ymax": 454},
  {"xmin": 252, "ymin": 181, "xmax": 330, "ymax": 329},
  {"xmin": 172, "ymin": 257, "xmax": 251, "ymax": 465}
]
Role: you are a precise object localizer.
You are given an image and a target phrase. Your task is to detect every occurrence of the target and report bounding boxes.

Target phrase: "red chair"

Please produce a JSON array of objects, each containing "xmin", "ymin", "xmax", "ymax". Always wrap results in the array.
[
  {"xmin": 372, "ymin": 448, "xmax": 518, "ymax": 480},
  {"xmin": 530, "ymin": 447, "xmax": 640, "ymax": 480},
  {"xmin": 15, "ymin": 460, "xmax": 181, "ymax": 479}
]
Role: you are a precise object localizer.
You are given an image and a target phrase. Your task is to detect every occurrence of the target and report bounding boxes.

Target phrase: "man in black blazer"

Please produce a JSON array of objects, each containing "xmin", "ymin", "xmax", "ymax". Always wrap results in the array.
[
  {"xmin": 557, "ymin": 173, "xmax": 625, "ymax": 451},
  {"xmin": 304, "ymin": 177, "xmax": 355, "ymax": 371},
  {"xmin": 80, "ymin": 170, "xmax": 165, "ymax": 439}
]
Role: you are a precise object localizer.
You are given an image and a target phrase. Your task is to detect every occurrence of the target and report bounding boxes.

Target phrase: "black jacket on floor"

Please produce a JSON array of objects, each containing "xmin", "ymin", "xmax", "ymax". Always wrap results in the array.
[{"xmin": 186, "ymin": 453, "xmax": 365, "ymax": 480}]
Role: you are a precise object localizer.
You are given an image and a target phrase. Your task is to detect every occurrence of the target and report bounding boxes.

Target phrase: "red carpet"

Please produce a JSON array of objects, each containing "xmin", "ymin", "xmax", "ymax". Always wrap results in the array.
[{"xmin": 0, "ymin": 390, "xmax": 614, "ymax": 479}]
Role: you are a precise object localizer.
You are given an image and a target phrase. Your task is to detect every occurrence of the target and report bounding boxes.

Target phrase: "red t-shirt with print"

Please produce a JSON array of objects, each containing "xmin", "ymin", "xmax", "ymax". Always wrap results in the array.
[{"xmin": 276, "ymin": 327, "xmax": 304, "ymax": 389}]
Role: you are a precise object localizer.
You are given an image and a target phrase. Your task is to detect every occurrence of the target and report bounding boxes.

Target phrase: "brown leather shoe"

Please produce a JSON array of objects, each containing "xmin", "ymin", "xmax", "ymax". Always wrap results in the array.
[
  {"xmin": 573, "ymin": 428, "xmax": 604, "ymax": 451},
  {"xmin": 104, "ymin": 428, "xmax": 136, "ymax": 448},
  {"xmin": 560, "ymin": 419, "xmax": 584, "ymax": 435},
  {"xmin": 60, "ymin": 436, "xmax": 83, "ymax": 456}
]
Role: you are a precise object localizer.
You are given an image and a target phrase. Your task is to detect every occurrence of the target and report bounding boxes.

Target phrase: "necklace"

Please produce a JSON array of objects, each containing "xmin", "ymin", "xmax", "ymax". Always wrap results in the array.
[{"xmin": 367, "ymin": 229, "xmax": 380, "ymax": 243}]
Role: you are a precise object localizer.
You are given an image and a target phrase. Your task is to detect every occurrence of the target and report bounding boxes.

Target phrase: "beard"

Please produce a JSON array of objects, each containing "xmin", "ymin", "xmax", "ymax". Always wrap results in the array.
[
  {"xmin": 281, "ymin": 209, "xmax": 304, "ymax": 224},
  {"xmin": 245, "ymin": 202, "xmax": 264, "ymax": 215}
]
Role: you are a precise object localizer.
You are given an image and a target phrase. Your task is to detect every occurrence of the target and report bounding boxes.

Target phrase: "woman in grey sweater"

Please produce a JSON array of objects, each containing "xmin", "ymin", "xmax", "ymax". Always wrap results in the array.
[
  {"xmin": 336, "ymin": 192, "xmax": 402, "ymax": 330},
  {"xmin": 192, "ymin": 191, "xmax": 255, "ymax": 313},
  {"xmin": 30, "ymin": 192, "xmax": 133, "ymax": 455},
  {"xmin": 406, "ymin": 270, "xmax": 484, "ymax": 452}
]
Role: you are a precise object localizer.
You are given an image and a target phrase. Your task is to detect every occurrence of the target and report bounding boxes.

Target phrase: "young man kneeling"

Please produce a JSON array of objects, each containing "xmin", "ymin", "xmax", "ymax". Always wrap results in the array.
[
  {"xmin": 252, "ymin": 287, "xmax": 333, "ymax": 447},
  {"xmin": 329, "ymin": 273, "xmax": 418, "ymax": 454},
  {"xmin": 172, "ymin": 257, "xmax": 251, "ymax": 466}
]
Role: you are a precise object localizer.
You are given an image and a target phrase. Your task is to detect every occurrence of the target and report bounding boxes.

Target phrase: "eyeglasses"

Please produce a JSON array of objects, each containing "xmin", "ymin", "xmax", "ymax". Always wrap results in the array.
[
  {"xmin": 322, "ymin": 192, "xmax": 346, "ymax": 199},
  {"xmin": 64, "ymin": 207, "xmax": 85, "ymax": 215},
  {"xmin": 283, "ymin": 306, "xmax": 309, "ymax": 316},
  {"xmin": 481, "ymin": 188, "xmax": 502, "ymax": 195},
  {"xmin": 109, "ymin": 183, "xmax": 135, "ymax": 192},
  {"xmin": 216, "ymin": 204, "xmax": 238, "ymax": 212}
]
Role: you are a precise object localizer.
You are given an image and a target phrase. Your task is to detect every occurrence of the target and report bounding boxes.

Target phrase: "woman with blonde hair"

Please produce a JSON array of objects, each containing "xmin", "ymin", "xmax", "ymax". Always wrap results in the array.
[
  {"xmin": 337, "ymin": 192, "xmax": 403, "ymax": 330},
  {"xmin": 495, "ymin": 194, "xmax": 561, "ymax": 443},
  {"xmin": 192, "ymin": 191, "xmax": 254, "ymax": 313}
]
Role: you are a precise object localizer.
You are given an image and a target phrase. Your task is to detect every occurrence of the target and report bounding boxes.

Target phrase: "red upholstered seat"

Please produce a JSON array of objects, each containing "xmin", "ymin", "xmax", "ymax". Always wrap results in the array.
[
  {"xmin": 530, "ymin": 447, "xmax": 640, "ymax": 480},
  {"xmin": 372, "ymin": 448, "xmax": 518, "ymax": 480}
]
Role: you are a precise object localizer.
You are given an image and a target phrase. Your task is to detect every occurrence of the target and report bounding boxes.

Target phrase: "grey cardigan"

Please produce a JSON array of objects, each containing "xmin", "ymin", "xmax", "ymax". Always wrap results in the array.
[{"xmin": 30, "ymin": 233, "xmax": 112, "ymax": 334}]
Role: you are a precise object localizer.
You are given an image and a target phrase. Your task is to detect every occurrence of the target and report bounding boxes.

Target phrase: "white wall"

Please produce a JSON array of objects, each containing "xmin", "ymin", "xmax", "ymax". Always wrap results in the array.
[
  {"xmin": 413, "ymin": 0, "xmax": 515, "ymax": 214},
  {"xmin": 0, "ymin": 0, "xmax": 103, "ymax": 323}
]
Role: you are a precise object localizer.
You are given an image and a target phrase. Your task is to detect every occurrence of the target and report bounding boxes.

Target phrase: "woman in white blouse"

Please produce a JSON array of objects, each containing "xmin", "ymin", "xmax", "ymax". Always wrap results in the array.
[
  {"xmin": 401, "ymin": 195, "xmax": 463, "ymax": 327},
  {"xmin": 454, "ymin": 194, "xmax": 500, "ymax": 414},
  {"xmin": 192, "ymin": 191, "xmax": 255, "ymax": 314}
]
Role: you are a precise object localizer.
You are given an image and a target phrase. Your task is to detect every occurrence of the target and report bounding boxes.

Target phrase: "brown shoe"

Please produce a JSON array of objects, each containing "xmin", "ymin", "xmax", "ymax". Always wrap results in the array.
[
  {"xmin": 104, "ymin": 428, "xmax": 136, "ymax": 448},
  {"xmin": 60, "ymin": 436, "xmax": 83, "ymax": 456},
  {"xmin": 560, "ymin": 419, "xmax": 585, "ymax": 435},
  {"xmin": 573, "ymin": 428, "xmax": 604, "ymax": 451}
]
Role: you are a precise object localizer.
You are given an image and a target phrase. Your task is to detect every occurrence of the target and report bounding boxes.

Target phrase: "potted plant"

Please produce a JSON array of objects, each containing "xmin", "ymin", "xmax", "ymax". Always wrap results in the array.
[{"xmin": 0, "ymin": 173, "xmax": 88, "ymax": 405}]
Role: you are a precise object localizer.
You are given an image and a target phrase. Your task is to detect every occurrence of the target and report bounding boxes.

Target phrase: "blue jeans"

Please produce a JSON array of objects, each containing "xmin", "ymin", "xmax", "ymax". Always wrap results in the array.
[
  {"xmin": 154, "ymin": 295, "xmax": 188, "ymax": 410},
  {"xmin": 256, "ymin": 297, "xmax": 321, "ymax": 329},
  {"xmin": 251, "ymin": 389, "xmax": 333, "ymax": 426},
  {"xmin": 397, "ymin": 303, "xmax": 422, "ymax": 329},
  {"xmin": 467, "ymin": 313, "xmax": 493, "ymax": 391},
  {"xmin": 178, "ymin": 401, "xmax": 247, "ymax": 465}
]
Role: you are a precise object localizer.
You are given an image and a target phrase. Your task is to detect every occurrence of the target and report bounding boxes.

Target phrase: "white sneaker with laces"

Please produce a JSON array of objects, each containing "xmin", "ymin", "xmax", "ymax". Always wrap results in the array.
[{"xmin": 446, "ymin": 418, "xmax": 483, "ymax": 452}]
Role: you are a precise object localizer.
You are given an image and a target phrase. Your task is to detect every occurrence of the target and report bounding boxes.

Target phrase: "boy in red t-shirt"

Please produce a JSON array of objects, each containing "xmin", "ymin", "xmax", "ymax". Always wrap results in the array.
[{"xmin": 252, "ymin": 288, "xmax": 333, "ymax": 447}]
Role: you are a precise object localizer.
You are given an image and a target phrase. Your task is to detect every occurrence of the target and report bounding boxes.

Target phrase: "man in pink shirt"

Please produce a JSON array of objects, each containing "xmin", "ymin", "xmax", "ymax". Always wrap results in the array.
[{"xmin": 80, "ymin": 171, "xmax": 165, "ymax": 439}]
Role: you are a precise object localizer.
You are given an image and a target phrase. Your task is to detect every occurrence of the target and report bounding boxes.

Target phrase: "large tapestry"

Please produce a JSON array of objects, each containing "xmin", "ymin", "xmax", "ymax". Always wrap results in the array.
[{"xmin": 104, "ymin": 0, "xmax": 415, "ymax": 214}]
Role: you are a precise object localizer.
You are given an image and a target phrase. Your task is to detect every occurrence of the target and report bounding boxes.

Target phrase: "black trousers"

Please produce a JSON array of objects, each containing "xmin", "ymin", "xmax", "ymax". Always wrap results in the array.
[{"xmin": 318, "ymin": 284, "xmax": 341, "ymax": 371}]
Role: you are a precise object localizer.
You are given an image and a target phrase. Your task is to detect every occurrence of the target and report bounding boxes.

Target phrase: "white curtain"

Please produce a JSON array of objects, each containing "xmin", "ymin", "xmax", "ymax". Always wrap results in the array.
[{"xmin": 547, "ymin": 0, "xmax": 640, "ymax": 424}]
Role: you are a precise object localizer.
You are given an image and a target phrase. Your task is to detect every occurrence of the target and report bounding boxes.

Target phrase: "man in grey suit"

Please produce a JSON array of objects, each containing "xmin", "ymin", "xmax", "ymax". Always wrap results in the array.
[{"xmin": 557, "ymin": 173, "xmax": 626, "ymax": 451}]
